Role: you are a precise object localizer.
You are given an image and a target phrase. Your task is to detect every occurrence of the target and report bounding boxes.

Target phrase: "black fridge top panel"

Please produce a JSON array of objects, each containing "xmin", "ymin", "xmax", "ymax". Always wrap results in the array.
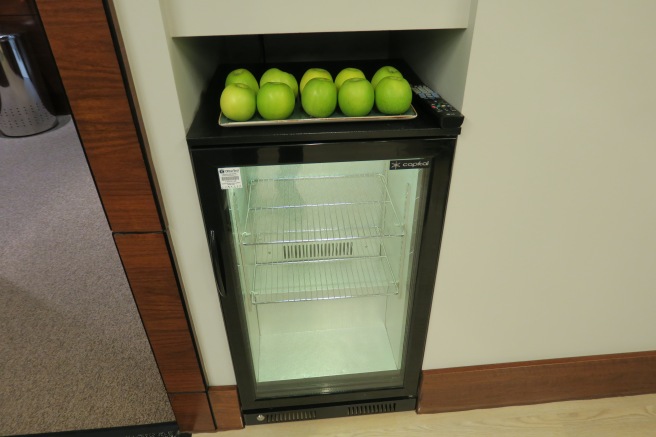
[{"xmin": 186, "ymin": 59, "xmax": 461, "ymax": 147}]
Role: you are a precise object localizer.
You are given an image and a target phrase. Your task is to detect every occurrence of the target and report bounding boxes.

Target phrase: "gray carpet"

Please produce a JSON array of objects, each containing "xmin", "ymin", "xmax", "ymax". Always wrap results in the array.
[{"xmin": 0, "ymin": 119, "xmax": 175, "ymax": 435}]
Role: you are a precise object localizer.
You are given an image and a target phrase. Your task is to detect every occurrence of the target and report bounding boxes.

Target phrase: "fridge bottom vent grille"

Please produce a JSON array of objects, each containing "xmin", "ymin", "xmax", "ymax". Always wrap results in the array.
[
  {"xmin": 283, "ymin": 241, "xmax": 354, "ymax": 260},
  {"xmin": 347, "ymin": 402, "xmax": 397, "ymax": 416},
  {"xmin": 260, "ymin": 403, "xmax": 397, "ymax": 423},
  {"xmin": 266, "ymin": 410, "xmax": 317, "ymax": 423}
]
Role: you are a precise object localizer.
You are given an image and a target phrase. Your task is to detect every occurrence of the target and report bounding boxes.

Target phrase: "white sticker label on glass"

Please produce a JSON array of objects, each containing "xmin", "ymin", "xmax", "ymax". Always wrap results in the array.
[{"xmin": 218, "ymin": 167, "xmax": 242, "ymax": 189}]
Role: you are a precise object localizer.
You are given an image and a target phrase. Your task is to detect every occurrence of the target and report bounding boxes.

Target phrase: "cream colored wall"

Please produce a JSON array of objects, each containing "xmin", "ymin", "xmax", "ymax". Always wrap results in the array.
[
  {"xmin": 111, "ymin": 0, "xmax": 472, "ymax": 388},
  {"xmin": 162, "ymin": 0, "xmax": 470, "ymax": 37},
  {"xmin": 112, "ymin": 0, "xmax": 656, "ymax": 387},
  {"xmin": 423, "ymin": 0, "xmax": 656, "ymax": 369},
  {"xmin": 111, "ymin": 0, "xmax": 236, "ymax": 386},
  {"xmin": 392, "ymin": 0, "xmax": 479, "ymax": 110}
]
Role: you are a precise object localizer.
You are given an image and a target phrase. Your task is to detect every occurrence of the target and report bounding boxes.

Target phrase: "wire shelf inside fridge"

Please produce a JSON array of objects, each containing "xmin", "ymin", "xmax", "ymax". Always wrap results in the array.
[
  {"xmin": 241, "ymin": 174, "xmax": 404, "ymax": 245},
  {"xmin": 251, "ymin": 256, "xmax": 399, "ymax": 304}
]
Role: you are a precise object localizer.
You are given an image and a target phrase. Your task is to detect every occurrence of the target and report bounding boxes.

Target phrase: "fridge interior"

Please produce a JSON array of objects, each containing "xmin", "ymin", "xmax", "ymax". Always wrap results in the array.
[{"xmin": 224, "ymin": 160, "xmax": 426, "ymax": 390}]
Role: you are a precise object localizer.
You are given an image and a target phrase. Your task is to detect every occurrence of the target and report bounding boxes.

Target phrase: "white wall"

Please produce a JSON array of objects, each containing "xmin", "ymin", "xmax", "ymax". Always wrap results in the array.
[
  {"xmin": 423, "ymin": 0, "xmax": 656, "ymax": 369},
  {"xmin": 111, "ymin": 0, "xmax": 473, "ymax": 388},
  {"xmin": 112, "ymin": 0, "xmax": 656, "ymax": 386},
  {"xmin": 163, "ymin": 0, "xmax": 470, "ymax": 37},
  {"xmin": 111, "ymin": 0, "xmax": 236, "ymax": 386},
  {"xmin": 392, "ymin": 0, "xmax": 479, "ymax": 110}
]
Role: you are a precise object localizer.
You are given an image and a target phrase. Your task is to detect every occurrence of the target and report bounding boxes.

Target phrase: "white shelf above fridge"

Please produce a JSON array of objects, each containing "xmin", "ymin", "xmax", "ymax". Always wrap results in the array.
[{"xmin": 162, "ymin": 0, "xmax": 471, "ymax": 37}]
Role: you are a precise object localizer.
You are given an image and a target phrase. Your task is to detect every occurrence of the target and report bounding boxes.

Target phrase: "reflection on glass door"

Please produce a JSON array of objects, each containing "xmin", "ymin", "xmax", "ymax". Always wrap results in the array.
[{"xmin": 222, "ymin": 159, "xmax": 428, "ymax": 398}]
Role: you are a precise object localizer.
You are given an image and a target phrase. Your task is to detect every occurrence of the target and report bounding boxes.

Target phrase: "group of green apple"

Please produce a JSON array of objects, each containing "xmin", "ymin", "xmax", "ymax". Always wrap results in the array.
[{"xmin": 219, "ymin": 65, "xmax": 412, "ymax": 122}]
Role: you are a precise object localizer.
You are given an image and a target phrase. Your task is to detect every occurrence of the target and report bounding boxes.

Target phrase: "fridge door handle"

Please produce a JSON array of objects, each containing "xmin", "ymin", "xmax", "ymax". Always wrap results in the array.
[{"xmin": 208, "ymin": 229, "xmax": 227, "ymax": 298}]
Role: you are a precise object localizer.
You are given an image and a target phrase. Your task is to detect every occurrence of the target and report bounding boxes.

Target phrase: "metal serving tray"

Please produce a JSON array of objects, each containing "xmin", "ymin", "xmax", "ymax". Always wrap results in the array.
[{"xmin": 219, "ymin": 102, "xmax": 417, "ymax": 127}]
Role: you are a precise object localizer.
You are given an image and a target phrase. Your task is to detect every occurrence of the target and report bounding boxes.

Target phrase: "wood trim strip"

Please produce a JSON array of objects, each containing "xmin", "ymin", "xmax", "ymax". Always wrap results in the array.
[
  {"xmin": 36, "ymin": 0, "xmax": 161, "ymax": 232},
  {"xmin": 418, "ymin": 351, "xmax": 656, "ymax": 414},
  {"xmin": 114, "ymin": 233, "xmax": 206, "ymax": 393},
  {"xmin": 168, "ymin": 392, "xmax": 216, "ymax": 433},
  {"xmin": 36, "ymin": 1, "xmax": 213, "ymax": 433},
  {"xmin": 209, "ymin": 386, "xmax": 244, "ymax": 431}
]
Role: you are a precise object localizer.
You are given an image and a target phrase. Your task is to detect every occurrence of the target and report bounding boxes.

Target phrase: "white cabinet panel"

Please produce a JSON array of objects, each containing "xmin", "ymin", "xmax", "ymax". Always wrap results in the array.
[
  {"xmin": 163, "ymin": 0, "xmax": 471, "ymax": 37},
  {"xmin": 424, "ymin": 0, "xmax": 656, "ymax": 370}
]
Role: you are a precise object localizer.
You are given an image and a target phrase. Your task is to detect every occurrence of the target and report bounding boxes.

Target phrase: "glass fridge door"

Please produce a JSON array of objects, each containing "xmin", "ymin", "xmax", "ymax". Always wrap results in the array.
[{"xmin": 219, "ymin": 158, "xmax": 431, "ymax": 400}]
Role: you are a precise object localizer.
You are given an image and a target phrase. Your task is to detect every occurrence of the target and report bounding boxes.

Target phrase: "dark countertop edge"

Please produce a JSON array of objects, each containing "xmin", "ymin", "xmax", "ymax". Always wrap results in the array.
[{"xmin": 187, "ymin": 128, "xmax": 461, "ymax": 148}]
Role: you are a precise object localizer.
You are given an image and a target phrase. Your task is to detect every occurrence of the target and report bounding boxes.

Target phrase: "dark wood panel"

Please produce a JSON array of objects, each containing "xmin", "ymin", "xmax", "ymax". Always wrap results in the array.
[
  {"xmin": 418, "ymin": 351, "xmax": 656, "ymax": 414},
  {"xmin": 114, "ymin": 233, "xmax": 206, "ymax": 393},
  {"xmin": 209, "ymin": 386, "xmax": 244, "ymax": 431},
  {"xmin": 0, "ymin": 0, "xmax": 36, "ymax": 16},
  {"xmin": 36, "ymin": 0, "xmax": 161, "ymax": 232},
  {"xmin": 169, "ymin": 392, "xmax": 216, "ymax": 433}
]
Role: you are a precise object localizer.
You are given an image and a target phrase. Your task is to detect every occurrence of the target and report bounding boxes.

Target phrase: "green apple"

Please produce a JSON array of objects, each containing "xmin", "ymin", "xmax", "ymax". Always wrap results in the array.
[
  {"xmin": 334, "ymin": 67, "xmax": 365, "ymax": 91},
  {"xmin": 224, "ymin": 68, "xmax": 259, "ymax": 92},
  {"xmin": 259, "ymin": 67, "xmax": 287, "ymax": 87},
  {"xmin": 371, "ymin": 65, "xmax": 403, "ymax": 89},
  {"xmin": 257, "ymin": 82, "xmax": 295, "ymax": 120},
  {"xmin": 300, "ymin": 68, "xmax": 333, "ymax": 94},
  {"xmin": 301, "ymin": 78, "xmax": 337, "ymax": 118},
  {"xmin": 220, "ymin": 83, "xmax": 257, "ymax": 121},
  {"xmin": 374, "ymin": 76, "xmax": 412, "ymax": 115},
  {"xmin": 338, "ymin": 78, "xmax": 374, "ymax": 117},
  {"xmin": 285, "ymin": 73, "xmax": 299, "ymax": 97},
  {"xmin": 260, "ymin": 68, "xmax": 298, "ymax": 97}
]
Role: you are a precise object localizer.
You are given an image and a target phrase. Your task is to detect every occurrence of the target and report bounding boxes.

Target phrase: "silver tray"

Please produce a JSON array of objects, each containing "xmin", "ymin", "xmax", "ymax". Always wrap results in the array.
[{"xmin": 219, "ymin": 101, "xmax": 417, "ymax": 127}]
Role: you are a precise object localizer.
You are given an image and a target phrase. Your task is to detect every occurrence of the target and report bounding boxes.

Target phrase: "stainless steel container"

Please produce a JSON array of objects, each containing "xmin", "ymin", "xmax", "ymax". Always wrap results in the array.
[{"xmin": 0, "ymin": 34, "xmax": 57, "ymax": 137}]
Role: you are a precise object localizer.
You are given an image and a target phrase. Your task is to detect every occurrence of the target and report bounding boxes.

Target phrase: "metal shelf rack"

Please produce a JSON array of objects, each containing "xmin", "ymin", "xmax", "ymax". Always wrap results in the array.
[
  {"xmin": 241, "ymin": 174, "xmax": 404, "ymax": 245},
  {"xmin": 252, "ymin": 256, "xmax": 398, "ymax": 304},
  {"xmin": 241, "ymin": 174, "xmax": 405, "ymax": 304}
]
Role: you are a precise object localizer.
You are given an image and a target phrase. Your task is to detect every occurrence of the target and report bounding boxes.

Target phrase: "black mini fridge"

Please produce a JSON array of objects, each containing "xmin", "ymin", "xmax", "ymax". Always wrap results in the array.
[{"xmin": 187, "ymin": 60, "xmax": 461, "ymax": 425}]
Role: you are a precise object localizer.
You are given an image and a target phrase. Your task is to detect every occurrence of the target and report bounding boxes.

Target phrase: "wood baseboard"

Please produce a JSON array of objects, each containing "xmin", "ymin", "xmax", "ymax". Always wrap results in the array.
[
  {"xmin": 209, "ymin": 386, "xmax": 244, "ymax": 431},
  {"xmin": 418, "ymin": 351, "xmax": 656, "ymax": 414},
  {"xmin": 168, "ymin": 392, "xmax": 215, "ymax": 433}
]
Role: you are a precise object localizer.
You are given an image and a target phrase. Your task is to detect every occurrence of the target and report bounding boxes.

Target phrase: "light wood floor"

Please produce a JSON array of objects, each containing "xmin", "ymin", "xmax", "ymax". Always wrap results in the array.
[{"xmin": 196, "ymin": 394, "xmax": 656, "ymax": 436}]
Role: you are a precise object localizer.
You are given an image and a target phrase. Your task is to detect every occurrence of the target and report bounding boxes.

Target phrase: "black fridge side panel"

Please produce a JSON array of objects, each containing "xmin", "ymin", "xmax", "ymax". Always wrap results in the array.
[
  {"xmin": 399, "ymin": 142, "xmax": 455, "ymax": 394},
  {"xmin": 190, "ymin": 148, "xmax": 261, "ymax": 407}
]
